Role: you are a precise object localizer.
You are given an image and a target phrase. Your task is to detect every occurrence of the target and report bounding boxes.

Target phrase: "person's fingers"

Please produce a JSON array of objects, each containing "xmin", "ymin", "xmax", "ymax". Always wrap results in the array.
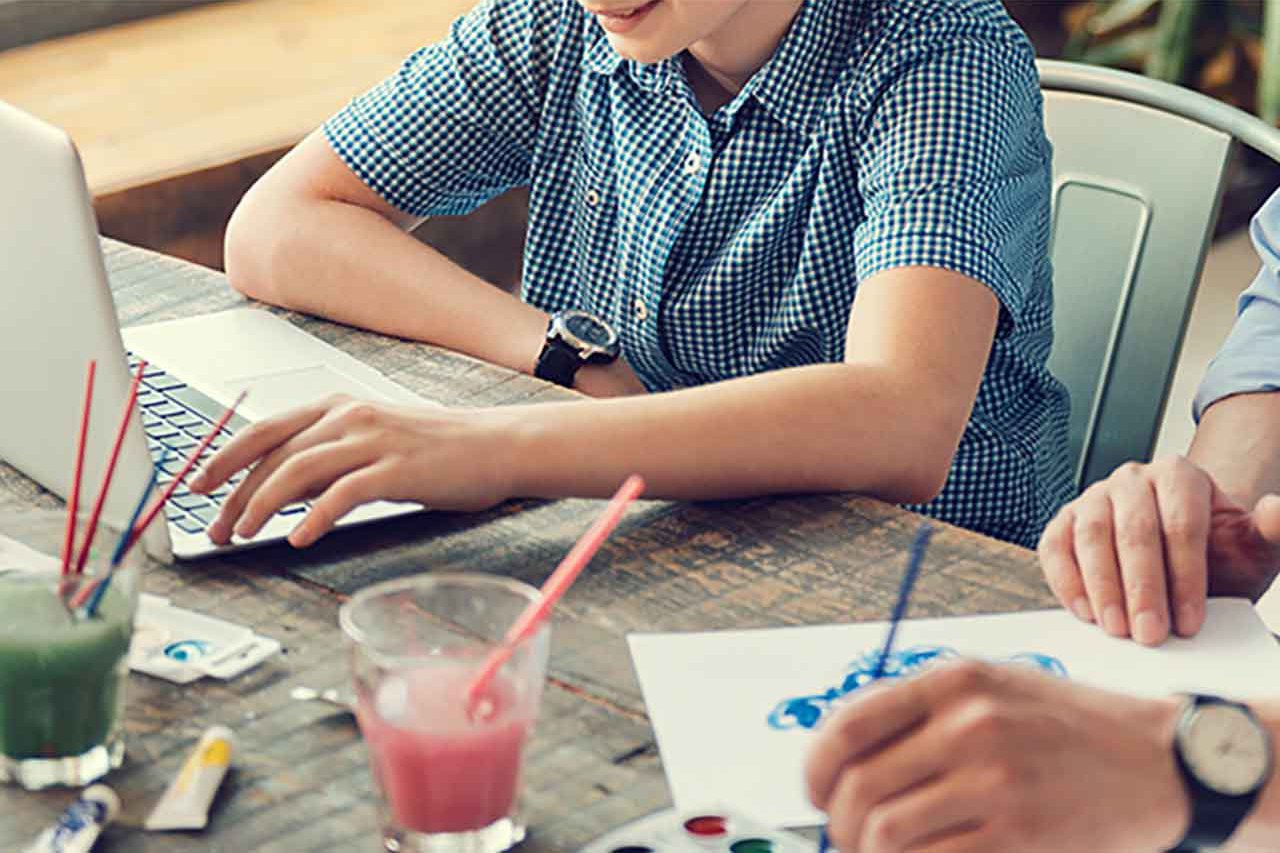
[
  {"xmin": 1108, "ymin": 466, "xmax": 1170, "ymax": 645},
  {"xmin": 190, "ymin": 399, "xmax": 334, "ymax": 493},
  {"xmin": 206, "ymin": 418, "xmax": 343, "ymax": 543},
  {"xmin": 288, "ymin": 463, "xmax": 392, "ymax": 548},
  {"xmin": 855, "ymin": 771, "xmax": 989, "ymax": 853},
  {"xmin": 1037, "ymin": 506, "xmax": 1092, "ymax": 622},
  {"xmin": 1071, "ymin": 488, "xmax": 1128, "ymax": 637},
  {"xmin": 807, "ymin": 661, "xmax": 1006, "ymax": 810},
  {"xmin": 233, "ymin": 439, "xmax": 377, "ymax": 540},
  {"xmin": 1253, "ymin": 494, "xmax": 1280, "ymax": 547},
  {"xmin": 807, "ymin": 684, "xmax": 929, "ymax": 811},
  {"xmin": 1152, "ymin": 461, "xmax": 1212, "ymax": 638},
  {"xmin": 817, "ymin": 720, "xmax": 955, "ymax": 849},
  {"xmin": 904, "ymin": 824, "xmax": 994, "ymax": 853}
]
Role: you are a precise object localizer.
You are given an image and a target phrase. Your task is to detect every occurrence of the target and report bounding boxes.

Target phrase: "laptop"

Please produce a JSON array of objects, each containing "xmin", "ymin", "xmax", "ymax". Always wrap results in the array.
[{"xmin": 0, "ymin": 100, "xmax": 429, "ymax": 560}]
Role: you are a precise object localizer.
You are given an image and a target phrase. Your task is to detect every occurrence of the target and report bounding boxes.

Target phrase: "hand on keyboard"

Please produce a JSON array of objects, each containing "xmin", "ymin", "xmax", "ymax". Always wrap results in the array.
[{"xmin": 187, "ymin": 394, "xmax": 515, "ymax": 547}]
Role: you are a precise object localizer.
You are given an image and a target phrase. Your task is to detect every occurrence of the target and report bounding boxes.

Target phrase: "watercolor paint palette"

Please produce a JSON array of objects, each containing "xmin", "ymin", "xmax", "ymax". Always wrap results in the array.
[{"xmin": 580, "ymin": 808, "xmax": 811, "ymax": 853}]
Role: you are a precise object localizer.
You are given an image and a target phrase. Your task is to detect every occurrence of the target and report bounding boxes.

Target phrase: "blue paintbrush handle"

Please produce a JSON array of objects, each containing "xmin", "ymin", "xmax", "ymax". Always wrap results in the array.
[
  {"xmin": 817, "ymin": 523, "xmax": 935, "ymax": 852},
  {"xmin": 870, "ymin": 523, "xmax": 934, "ymax": 679}
]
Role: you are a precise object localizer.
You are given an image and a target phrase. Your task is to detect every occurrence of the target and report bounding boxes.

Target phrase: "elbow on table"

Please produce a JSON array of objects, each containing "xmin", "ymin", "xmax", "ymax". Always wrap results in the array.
[
  {"xmin": 831, "ymin": 417, "xmax": 962, "ymax": 506},
  {"xmin": 223, "ymin": 185, "xmax": 288, "ymax": 305},
  {"xmin": 870, "ymin": 453, "xmax": 952, "ymax": 506}
]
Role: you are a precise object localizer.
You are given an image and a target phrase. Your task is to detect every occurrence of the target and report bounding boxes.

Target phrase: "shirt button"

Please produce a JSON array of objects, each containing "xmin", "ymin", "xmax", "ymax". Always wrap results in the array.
[
  {"xmin": 585, "ymin": 189, "xmax": 600, "ymax": 207},
  {"xmin": 633, "ymin": 298, "xmax": 650, "ymax": 322},
  {"xmin": 683, "ymin": 152, "xmax": 702, "ymax": 175}
]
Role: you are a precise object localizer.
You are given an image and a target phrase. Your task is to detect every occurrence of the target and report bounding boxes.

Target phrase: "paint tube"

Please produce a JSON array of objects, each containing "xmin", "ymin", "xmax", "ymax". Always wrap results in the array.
[
  {"xmin": 23, "ymin": 784, "xmax": 119, "ymax": 853},
  {"xmin": 144, "ymin": 725, "xmax": 234, "ymax": 831}
]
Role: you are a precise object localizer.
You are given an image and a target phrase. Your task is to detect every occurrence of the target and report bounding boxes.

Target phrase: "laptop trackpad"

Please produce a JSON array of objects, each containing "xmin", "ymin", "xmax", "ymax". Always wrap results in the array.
[{"xmin": 224, "ymin": 366, "xmax": 389, "ymax": 421}]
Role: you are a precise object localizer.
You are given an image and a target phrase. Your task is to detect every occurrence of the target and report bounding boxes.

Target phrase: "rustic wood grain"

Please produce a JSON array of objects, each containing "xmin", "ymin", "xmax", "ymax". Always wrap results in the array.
[{"xmin": 0, "ymin": 241, "xmax": 1054, "ymax": 851}]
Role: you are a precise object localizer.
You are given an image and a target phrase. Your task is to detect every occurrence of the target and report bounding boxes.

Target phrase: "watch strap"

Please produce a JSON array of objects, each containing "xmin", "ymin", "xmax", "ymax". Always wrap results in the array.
[
  {"xmin": 1170, "ymin": 695, "xmax": 1267, "ymax": 851},
  {"xmin": 534, "ymin": 338, "xmax": 583, "ymax": 388}
]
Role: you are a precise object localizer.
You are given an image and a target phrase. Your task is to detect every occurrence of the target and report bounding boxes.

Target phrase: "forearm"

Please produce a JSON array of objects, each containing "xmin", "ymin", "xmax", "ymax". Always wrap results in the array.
[
  {"xmin": 495, "ymin": 363, "xmax": 964, "ymax": 504},
  {"xmin": 225, "ymin": 188, "xmax": 549, "ymax": 376},
  {"xmin": 1189, "ymin": 392, "xmax": 1280, "ymax": 507}
]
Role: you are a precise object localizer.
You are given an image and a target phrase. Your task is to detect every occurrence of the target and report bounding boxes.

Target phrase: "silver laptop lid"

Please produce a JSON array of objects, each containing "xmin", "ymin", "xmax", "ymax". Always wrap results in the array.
[{"xmin": 0, "ymin": 99, "xmax": 171, "ymax": 561}]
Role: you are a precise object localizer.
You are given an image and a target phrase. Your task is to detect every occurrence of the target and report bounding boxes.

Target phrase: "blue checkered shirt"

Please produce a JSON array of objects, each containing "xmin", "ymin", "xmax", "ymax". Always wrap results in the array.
[{"xmin": 324, "ymin": 0, "xmax": 1074, "ymax": 547}]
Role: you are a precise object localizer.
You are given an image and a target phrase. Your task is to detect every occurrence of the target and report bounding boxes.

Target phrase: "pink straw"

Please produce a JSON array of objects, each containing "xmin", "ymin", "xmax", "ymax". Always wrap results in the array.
[
  {"xmin": 72, "ymin": 360, "xmax": 145, "ymax": 576},
  {"xmin": 466, "ymin": 474, "xmax": 645, "ymax": 716},
  {"xmin": 61, "ymin": 360, "xmax": 96, "ymax": 576}
]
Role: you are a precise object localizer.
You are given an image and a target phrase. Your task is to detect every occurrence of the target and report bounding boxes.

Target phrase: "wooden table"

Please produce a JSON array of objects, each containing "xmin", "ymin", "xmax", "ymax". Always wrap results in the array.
[{"xmin": 0, "ymin": 241, "xmax": 1056, "ymax": 851}]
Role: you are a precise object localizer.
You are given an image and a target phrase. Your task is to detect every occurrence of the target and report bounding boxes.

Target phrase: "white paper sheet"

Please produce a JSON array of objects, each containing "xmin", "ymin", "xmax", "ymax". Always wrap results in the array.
[{"xmin": 628, "ymin": 599, "xmax": 1280, "ymax": 827}]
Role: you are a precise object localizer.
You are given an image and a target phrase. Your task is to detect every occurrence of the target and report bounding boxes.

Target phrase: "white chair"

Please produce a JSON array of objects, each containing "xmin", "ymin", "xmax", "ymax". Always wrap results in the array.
[{"xmin": 1038, "ymin": 58, "xmax": 1280, "ymax": 490}]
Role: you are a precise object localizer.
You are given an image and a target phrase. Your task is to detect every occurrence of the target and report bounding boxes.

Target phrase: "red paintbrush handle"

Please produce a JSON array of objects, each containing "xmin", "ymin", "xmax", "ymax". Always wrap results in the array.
[
  {"xmin": 61, "ymin": 360, "xmax": 96, "ymax": 576},
  {"xmin": 126, "ymin": 390, "xmax": 247, "ymax": 555},
  {"xmin": 72, "ymin": 360, "xmax": 145, "ymax": 576}
]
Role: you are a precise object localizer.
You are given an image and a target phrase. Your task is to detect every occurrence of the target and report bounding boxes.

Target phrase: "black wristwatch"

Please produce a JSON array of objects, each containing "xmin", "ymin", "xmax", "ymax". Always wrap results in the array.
[
  {"xmin": 533, "ymin": 310, "xmax": 619, "ymax": 388},
  {"xmin": 1168, "ymin": 694, "xmax": 1273, "ymax": 851}
]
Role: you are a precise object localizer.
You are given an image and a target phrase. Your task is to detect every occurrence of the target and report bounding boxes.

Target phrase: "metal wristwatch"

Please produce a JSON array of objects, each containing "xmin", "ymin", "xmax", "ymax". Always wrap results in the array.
[
  {"xmin": 533, "ymin": 310, "xmax": 619, "ymax": 388},
  {"xmin": 1168, "ymin": 694, "xmax": 1273, "ymax": 851}
]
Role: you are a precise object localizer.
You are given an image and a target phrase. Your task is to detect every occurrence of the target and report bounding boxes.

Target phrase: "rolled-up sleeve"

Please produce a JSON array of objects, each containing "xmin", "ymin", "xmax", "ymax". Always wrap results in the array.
[
  {"xmin": 852, "ymin": 8, "xmax": 1051, "ymax": 322},
  {"xmin": 1193, "ymin": 189, "xmax": 1280, "ymax": 421},
  {"xmin": 323, "ymin": 0, "xmax": 565, "ymax": 217}
]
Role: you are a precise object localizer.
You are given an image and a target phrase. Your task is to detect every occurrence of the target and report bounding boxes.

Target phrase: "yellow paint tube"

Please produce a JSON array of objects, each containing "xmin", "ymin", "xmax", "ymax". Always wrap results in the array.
[{"xmin": 144, "ymin": 725, "xmax": 234, "ymax": 831}]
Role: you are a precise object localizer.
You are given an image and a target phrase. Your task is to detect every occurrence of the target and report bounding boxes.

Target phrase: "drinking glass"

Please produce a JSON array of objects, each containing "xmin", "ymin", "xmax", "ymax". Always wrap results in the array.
[
  {"xmin": 340, "ymin": 573, "xmax": 550, "ymax": 853},
  {"xmin": 0, "ymin": 509, "xmax": 143, "ymax": 790}
]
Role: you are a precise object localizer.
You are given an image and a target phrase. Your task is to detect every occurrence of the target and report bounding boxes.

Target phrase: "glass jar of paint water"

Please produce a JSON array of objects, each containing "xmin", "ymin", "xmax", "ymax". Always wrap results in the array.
[
  {"xmin": 0, "ymin": 510, "xmax": 143, "ymax": 790},
  {"xmin": 340, "ymin": 573, "xmax": 550, "ymax": 853}
]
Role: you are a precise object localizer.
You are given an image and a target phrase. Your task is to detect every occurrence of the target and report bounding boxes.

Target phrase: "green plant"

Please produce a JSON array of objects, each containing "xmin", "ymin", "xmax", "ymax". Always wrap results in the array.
[{"xmin": 1062, "ymin": 0, "xmax": 1280, "ymax": 123}]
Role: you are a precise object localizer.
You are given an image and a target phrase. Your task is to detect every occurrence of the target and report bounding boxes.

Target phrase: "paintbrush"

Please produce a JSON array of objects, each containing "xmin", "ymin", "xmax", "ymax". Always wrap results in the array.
[{"xmin": 819, "ymin": 522, "xmax": 935, "ymax": 852}]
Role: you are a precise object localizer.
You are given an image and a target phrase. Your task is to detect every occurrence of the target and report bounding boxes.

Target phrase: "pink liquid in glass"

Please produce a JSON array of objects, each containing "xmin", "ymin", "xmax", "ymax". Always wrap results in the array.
[{"xmin": 356, "ymin": 662, "xmax": 533, "ymax": 834}]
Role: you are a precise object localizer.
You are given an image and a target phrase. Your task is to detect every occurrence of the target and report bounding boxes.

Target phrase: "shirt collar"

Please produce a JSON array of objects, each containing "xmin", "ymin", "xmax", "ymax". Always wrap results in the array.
[
  {"xmin": 583, "ymin": 0, "xmax": 854, "ymax": 129},
  {"xmin": 584, "ymin": 25, "xmax": 678, "ymax": 95},
  {"xmin": 742, "ymin": 0, "xmax": 854, "ymax": 136}
]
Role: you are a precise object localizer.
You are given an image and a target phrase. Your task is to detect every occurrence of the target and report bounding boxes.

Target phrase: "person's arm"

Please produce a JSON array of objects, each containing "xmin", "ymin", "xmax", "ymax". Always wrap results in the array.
[
  {"xmin": 1039, "ymin": 191, "xmax": 1280, "ymax": 644},
  {"xmin": 804, "ymin": 661, "xmax": 1280, "ymax": 852},
  {"xmin": 1191, "ymin": 393, "xmax": 1280, "ymax": 506},
  {"xmin": 1191, "ymin": 188, "xmax": 1280, "ymax": 505},
  {"xmin": 225, "ymin": 132, "xmax": 552, "ymax": 377},
  {"xmin": 192, "ymin": 265, "xmax": 998, "ymax": 546},
  {"xmin": 222, "ymin": 0, "xmax": 645, "ymax": 397}
]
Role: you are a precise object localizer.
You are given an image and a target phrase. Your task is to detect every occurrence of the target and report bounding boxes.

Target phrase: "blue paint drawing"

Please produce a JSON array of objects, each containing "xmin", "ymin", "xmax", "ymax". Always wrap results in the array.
[{"xmin": 766, "ymin": 645, "xmax": 1068, "ymax": 731}]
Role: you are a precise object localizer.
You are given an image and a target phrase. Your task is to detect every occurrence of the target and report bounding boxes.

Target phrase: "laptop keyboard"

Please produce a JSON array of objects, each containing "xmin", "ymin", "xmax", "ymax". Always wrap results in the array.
[{"xmin": 127, "ymin": 354, "xmax": 308, "ymax": 535}]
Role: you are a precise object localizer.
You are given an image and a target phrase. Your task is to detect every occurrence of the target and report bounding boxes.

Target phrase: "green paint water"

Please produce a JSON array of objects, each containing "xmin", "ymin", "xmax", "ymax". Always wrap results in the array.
[{"xmin": 0, "ymin": 577, "xmax": 132, "ymax": 759}]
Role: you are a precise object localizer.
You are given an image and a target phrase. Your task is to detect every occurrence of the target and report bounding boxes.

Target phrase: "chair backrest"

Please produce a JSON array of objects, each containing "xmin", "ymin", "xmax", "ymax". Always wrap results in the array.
[{"xmin": 1038, "ymin": 59, "xmax": 1280, "ymax": 491}]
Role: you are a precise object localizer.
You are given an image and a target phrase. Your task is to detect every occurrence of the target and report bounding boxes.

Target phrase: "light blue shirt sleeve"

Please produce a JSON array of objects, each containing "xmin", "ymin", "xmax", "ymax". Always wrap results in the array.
[{"xmin": 1193, "ymin": 188, "xmax": 1280, "ymax": 422}]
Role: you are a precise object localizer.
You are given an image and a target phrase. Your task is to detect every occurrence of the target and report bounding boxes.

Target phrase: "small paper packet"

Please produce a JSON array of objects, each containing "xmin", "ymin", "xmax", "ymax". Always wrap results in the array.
[{"xmin": 130, "ymin": 596, "xmax": 281, "ymax": 684}]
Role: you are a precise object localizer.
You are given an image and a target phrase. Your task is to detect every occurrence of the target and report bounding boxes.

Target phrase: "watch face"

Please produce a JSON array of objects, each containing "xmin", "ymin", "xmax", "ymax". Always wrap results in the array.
[
  {"xmin": 1182, "ymin": 704, "xmax": 1272, "ymax": 795},
  {"xmin": 562, "ymin": 312, "xmax": 614, "ymax": 348}
]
